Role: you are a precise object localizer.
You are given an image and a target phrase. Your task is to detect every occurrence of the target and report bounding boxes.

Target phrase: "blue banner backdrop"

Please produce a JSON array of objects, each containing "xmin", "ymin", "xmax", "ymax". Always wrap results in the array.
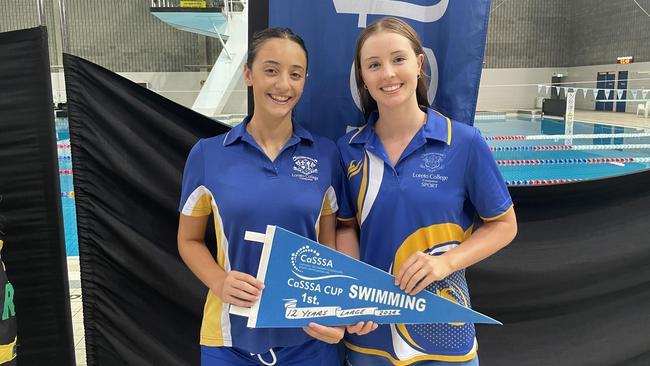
[
  {"xmin": 269, "ymin": 0, "xmax": 491, "ymax": 139},
  {"xmin": 234, "ymin": 226, "xmax": 498, "ymax": 328}
]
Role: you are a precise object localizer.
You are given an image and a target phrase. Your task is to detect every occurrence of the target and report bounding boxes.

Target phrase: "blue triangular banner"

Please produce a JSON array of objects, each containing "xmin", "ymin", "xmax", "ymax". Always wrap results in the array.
[{"xmin": 231, "ymin": 226, "xmax": 500, "ymax": 328}]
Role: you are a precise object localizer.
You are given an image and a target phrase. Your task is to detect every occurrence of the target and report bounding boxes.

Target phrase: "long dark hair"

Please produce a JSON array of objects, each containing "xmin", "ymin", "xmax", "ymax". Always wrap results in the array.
[{"xmin": 354, "ymin": 17, "xmax": 429, "ymax": 119}]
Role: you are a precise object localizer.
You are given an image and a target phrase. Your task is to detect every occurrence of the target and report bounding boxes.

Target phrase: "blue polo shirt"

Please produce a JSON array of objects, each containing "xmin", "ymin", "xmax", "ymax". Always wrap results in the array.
[
  {"xmin": 337, "ymin": 108, "xmax": 513, "ymax": 364},
  {"xmin": 179, "ymin": 117, "xmax": 343, "ymax": 354}
]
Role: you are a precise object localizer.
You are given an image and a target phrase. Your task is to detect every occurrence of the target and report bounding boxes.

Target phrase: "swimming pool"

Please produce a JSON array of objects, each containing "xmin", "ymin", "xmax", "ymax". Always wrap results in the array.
[
  {"xmin": 56, "ymin": 117, "xmax": 78, "ymax": 256},
  {"xmin": 474, "ymin": 116, "xmax": 650, "ymax": 184}
]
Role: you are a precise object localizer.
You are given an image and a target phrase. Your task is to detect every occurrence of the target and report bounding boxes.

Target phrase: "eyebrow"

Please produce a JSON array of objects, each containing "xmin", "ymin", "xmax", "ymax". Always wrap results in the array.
[
  {"xmin": 262, "ymin": 60, "xmax": 305, "ymax": 70},
  {"xmin": 363, "ymin": 50, "xmax": 408, "ymax": 62}
]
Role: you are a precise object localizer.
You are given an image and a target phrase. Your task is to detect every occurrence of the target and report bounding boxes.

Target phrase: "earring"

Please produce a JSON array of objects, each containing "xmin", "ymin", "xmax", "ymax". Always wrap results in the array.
[
  {"xmin": 417, "ymin": 73, "xmax": 421, "ymax": 79},
  {"xmin": 363, "ymin": 84, "xmax": 368, "ymax": 89}
]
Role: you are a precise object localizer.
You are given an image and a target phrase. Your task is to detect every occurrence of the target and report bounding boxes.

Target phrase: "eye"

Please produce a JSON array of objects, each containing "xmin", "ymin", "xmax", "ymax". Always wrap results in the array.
[
  {"xmin": 264, "ymin": 68, "xmax": 278, "ymax": 75},
  {"xmin": 367, "ymin": 62, "xmax": 380, "ymax": 70},
  {"xmin": 291, "ymin": 72, "xmax": 304, "ymax": 79},
  {"xmin": 394, "ymin": 56, "xmax": 407, "ymax": 63}
]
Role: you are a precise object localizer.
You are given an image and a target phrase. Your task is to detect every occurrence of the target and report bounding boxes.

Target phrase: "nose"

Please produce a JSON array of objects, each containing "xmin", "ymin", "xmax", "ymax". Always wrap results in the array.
[
  {"xmin": 274, "ymin": 72, "xmax": 291, "ymax": 91},
  {"xmin": 382, "ymin": 64, "xmax": 396, "ymax": 80}
]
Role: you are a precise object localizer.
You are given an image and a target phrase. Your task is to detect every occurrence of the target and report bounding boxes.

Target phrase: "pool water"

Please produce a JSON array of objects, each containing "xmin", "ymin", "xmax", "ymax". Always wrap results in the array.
[
  {"xmin": 474, "ymin": 116, "xmax": 650, "ymax": 183},
  {"xmin": 56, "ymin": 117, "xmax": 78, "ymax": 256}
]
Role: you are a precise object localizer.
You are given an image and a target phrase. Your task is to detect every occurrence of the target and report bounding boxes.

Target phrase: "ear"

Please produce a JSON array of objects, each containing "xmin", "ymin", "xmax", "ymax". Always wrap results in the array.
[
  {"xmin": 417, "ymin": 53, "xmax": 425, "ymax": 74},
  {"xmin": 243, "ymin": 64, "xmax": 253, "ymax": 87}
]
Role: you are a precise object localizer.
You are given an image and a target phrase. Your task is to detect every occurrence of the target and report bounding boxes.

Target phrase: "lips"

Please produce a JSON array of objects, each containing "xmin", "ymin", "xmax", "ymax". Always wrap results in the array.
[
  {"xmin": 268, "ymin": 94, "xmax": 291, "ymax": 104},
  {"xmin": 380, "ymin": 83, "xmax": 403, "ymax": 93}
]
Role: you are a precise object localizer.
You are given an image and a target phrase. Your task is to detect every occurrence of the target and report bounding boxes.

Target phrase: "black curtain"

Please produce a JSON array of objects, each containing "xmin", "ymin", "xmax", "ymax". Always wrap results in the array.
[
  {"xmin": 469, "ymin": 171, "xmax": 650, "ymax": 366},
  {"xmin": 0, "ymin": 27, "xmax": 74, "ymax": 365},
  {"xmin": 64, "ymin": 54, "xmax": 229, "ymax": 365}
]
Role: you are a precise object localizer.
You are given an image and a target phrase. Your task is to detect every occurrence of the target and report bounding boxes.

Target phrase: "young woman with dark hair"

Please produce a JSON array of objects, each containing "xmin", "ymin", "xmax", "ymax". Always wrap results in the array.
[{"xmin": 177, "ymin": 28, "xmax": 350, "ymax": 366}]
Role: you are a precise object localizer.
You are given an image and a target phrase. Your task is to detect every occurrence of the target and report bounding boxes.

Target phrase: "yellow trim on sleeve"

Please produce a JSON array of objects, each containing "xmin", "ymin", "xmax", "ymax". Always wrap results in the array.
[
  {"xmin": 0, "ymin": 336, "xmax": 17, "ymax": 362},
  {"xmin": 344, "ymin": 340, "xmax": 477, "ymax": 364},
  {"xmin": 321, "ymin": 193, "xmax": 334, "ymax": 216},
  {"xmin": 200, "ymin": 200, "xmax": 227, "ymax": 347},
  {"xmin": 191, "ymin": 193, "xmax": 213, "ymax": 216},
  {"xmin": 480, "ymin": 204, "xmax": 514, "ymax": 222},
  {"xmin": 336, "ymin": 216, "xmax": 356, "ymax": 222}
]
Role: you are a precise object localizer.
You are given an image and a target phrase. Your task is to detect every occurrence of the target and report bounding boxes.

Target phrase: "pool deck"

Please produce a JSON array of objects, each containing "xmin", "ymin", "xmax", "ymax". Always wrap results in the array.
[
  {"xmin": 573, "ymin": 110, "xmax": 650, "ymax": 130},
  {"xmin": 509, "ymin": 109, "xmax": 650, "ymax": 130},
  {"xmin": 67, "ymin": 257, "xmax": 85, "ymax": 365}
]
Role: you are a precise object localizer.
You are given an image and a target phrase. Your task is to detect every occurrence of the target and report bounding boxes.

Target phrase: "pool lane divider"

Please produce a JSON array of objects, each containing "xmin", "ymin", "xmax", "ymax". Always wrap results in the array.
[
  {"xmin": 505, "ymin": 179, "xmax": 583, "ymax": 186},
  {"xmin": 491, "ymin": 144, "xmax": 650, "ymax": 152},
  {"xmin": 485, "ymin": 132, "xmax": 650, "ymax": 141},
  {"xmin": 496, "ymin": 157, "xmax": 650, "ymax": 166}
]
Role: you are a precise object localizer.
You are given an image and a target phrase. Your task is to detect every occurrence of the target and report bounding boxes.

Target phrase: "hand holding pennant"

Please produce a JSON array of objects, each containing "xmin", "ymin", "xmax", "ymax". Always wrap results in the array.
[{"xmin": 230, "ymin": 226, "xmax": 500, "ymax": 328}]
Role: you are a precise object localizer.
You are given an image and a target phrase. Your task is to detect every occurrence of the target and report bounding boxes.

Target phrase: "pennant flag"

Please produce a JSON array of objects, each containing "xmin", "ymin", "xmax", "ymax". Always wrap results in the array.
[
  {"xmin": 537, "ymin": 84, "xmax": 542, "ymax": 94},
  {"xmin": 631, "ymin": 89, "xmax": 638, "ymax": 99},
  {"xmin": 643, "ymin": 90, "xmax": 649, "ymax": 99},
  {"xmin": 555, "ymin": 86, "xmax": 560, "ymax": 95},
  {"xmin": 617, "ymin": 89, "xmax": 624, "ymax": 100},
  {"xmin": 270, "ymin": 0, "xmax": 492, "ymax": 136},
  {"xmin": 231, "ymin": 226, "xmax": 499, "ymax": 328},
  {"xmin": 593, "ymin": 89, "xmax": 599, "ymax": 99},
  {"xmin": 545, "ymin": 85, "xmax": 550, "ymax": 94},
  {"xmin": 606, "ymin": 89, "xmax": 612, "ymax": 99},
  {"xmin": 563, "ymin": 87, "xmax": 569, "ymax": 95},
  {"xmin": 582, "ymin": 88, "xmax": 588, "ymax": 98}
]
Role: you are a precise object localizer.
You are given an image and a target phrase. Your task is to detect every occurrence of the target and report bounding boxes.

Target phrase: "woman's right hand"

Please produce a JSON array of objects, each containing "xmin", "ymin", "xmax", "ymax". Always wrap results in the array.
[
  {"xmin": 214, "ymin": 271, "xmax": 265, "ymax": 308},
  {"xmin": 346, "ymin": 321, "xmax": 378, "ymax": 336}
]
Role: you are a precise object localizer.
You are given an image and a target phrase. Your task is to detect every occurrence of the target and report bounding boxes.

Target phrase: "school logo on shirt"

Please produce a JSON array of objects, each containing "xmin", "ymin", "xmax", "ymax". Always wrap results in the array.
[
  {"xmin": 292, "ymin": 156, "xmax": 319, "ymax": 181},
  {"xmin": 413, "ymin": 153, "xmax": 448, "ymax": 189},
  {"xmin": 420, "ymin": 152, "xmax": 445, "ymax": 172}
]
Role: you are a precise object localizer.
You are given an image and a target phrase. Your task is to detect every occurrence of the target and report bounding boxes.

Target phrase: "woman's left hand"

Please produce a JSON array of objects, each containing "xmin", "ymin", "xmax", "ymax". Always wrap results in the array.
[
  {"xmin": 395, "ymin": 252, "xmax": 454, "ymax": 295},
  {"xmin": 303, "ymin": 323, "xmax": 345, "ymax": 344}
]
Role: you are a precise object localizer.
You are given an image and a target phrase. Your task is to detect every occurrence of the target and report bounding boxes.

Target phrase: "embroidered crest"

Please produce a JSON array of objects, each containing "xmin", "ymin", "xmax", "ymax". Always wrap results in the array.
[
  {"xmin": 420, "ymin": 152, "xmax": 445, "ymax": 172},
  {"xmin": 292, "ymin": 156, "xmax": 319, "ymax": 181}
]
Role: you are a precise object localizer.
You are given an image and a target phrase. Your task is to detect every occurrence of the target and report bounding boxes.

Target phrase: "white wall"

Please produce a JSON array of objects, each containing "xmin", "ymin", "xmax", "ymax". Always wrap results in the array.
[
  {"xmin": 120, "ymin": 72, "xmax": 209, "ymax": 109},
  {"xmin": 52, "ymin": 71, "xmax": 210, "ymax": 109},
  {"xmin": 564, "ymin": 61, "xmax": 650, "ymax": 112},
  {"xmin": 476, "ymin": 62, "xmax": 650, "ymax": 112},
  {"xmin": 477, "ymin": 67, "xmax": 567, "ymax": 111},
  {"xmin": 52, "ymin": 70, "xmax": 249, "ymax": 114}
]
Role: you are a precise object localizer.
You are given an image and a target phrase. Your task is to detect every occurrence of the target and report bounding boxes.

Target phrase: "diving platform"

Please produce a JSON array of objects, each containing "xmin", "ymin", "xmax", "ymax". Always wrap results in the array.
[
  {"xmin": 150, "ymin": 0, "xmax": 248, "ymax": 118},
  {"xmin": 150, "ymin": 7, "xmax": 228, "ymax": 39}
]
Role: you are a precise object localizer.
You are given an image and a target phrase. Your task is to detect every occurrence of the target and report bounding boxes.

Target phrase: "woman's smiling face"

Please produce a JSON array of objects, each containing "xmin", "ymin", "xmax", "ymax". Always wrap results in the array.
[
  {"xmin": 359, "ymin": 31, "xmax": 424, "ymax": 110},
  {"xmin": 244, "ymin": 38, "xmax": 307, "ymax": 121}
]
